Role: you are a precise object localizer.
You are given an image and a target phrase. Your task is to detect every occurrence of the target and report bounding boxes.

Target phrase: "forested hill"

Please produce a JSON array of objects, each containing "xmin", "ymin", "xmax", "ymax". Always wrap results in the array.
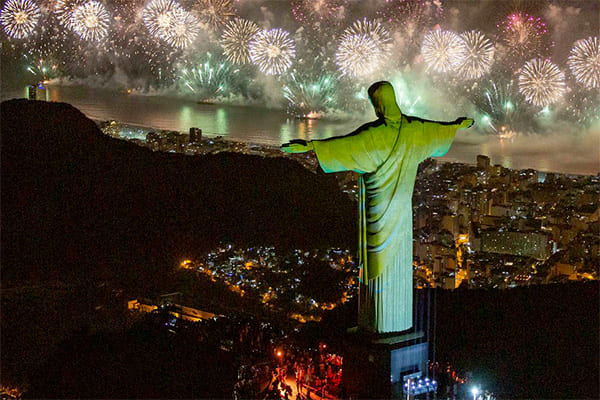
[{"xmin": 1, "ymin": 99, "xmax": 355, "ymax": 286}]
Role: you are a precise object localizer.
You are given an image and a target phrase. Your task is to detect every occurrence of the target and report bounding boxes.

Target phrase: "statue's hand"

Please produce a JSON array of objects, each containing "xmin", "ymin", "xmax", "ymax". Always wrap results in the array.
[
  {"xmin": 280, "ymin": 139, "xmax": 315, "ymax": 153},
  {"xmin": 456, "ymin": 117, "xmax": 475, "ymax": 129}
]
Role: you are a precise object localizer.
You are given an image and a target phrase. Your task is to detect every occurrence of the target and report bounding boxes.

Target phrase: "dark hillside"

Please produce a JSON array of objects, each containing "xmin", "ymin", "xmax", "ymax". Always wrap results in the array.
[
  {"xmin": 1, "ymin": 99, "xmax": 355, "ymax": 288},
  {"xmin": 434, "ymin": 282, "xmax": 599, "ymax": 398}
]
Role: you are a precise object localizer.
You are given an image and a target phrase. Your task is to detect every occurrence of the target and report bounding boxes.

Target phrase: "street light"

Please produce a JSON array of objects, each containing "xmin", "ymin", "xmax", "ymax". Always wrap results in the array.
[{"xmin": 472, "ymin": 386, "xmax": 480, "ymax": 400}]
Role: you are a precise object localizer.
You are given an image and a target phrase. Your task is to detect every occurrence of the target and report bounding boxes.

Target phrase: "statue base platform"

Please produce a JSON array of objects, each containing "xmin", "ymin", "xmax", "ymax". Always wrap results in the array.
[{"xmin": 341, "ymin": 328, "xmax": 428, "ymax": 399}]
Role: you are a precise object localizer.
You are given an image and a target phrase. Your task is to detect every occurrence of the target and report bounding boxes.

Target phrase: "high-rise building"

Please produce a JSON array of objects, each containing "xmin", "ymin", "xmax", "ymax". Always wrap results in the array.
[
  {"xmin": 189, "ymin": 127, "xmax": 202, "ymax": 143},
  {"xmin": 477, "ymin": 154, "xmax": 491, "ymax": 170},
  {"xmin": 27, "ymin": 85, "xmax": 37, "ymax": 100},
  {"xmin": 480, "ymin": 231, "xmax": 550, "ymax": 260}
]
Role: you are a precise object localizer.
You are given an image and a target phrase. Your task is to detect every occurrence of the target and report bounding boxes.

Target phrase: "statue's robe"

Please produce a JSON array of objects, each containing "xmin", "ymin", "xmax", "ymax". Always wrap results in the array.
[{"xmin": 312, "ymin": 82, "xmax": 464, "ymax": 333}]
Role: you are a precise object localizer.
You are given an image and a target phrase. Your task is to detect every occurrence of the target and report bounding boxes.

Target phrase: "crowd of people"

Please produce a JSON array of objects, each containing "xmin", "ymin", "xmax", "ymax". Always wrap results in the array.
[{"xmin": 262, "ymin": 345, "xmax": 343, "ymax": 400}]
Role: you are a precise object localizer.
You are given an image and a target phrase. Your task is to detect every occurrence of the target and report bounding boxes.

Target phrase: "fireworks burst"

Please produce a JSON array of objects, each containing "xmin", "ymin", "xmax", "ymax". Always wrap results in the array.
[
  {"xmin": 562, "ymin": 90, "xmax": 600, "ymax": 126},
  {"xmin": 421, "ymin": 29, "xmax": 465, "ymax": 73},
  {"xmin": 567, "ymin": 37, "xmax": 599, "ymax": 89},
  {"xmin": 497, "ymin": 12, "xmax": 552, "ymax": 67},
  {"xmin": 166, "ymin": 8, "xmax": 200, "ymax": 49},
  {"xmin": 290, "ymin": 0, "xmax": 347, "ymax": 25},
  {"xmin": 54, "ymin": 0, "xmax": 84, "ymax": 30},
  {"xmin": 477, "ymin": 80, "xmax": 526, "ymax": 137},
  {"xmin": 249, "ymin": 28, "xmax": 295, "ymax": 76},
  {"xmin": 143, "ymin": 0, "xmax": 198, "ymax": 48},
  {"xmin": 70, "ymin": 1, "xmax": 110, "ymax": 41},
  {"xmin": 335, "ymin": 19, "xmax": 391, "ymax": 78},
  {"xmin": 283, "ymin": 72, "xmax": 337, "ymax": 118},
  {"xmin": 457, "ymin": 30, "xmax": 495, "ymax": 80},
  {"xmin": 349, "ymin": 19, "xmax": 391, "ymax": 51},
  {"xmin": 178, "ymin": 54, "xmax": 239, "ymax": 99},
  {"xmin": 220, "ymin": 18, "xmax": 259, "ymax": 64},
  {"xmin": 0, "ymin": 0, "xmax": 41, "ymax": 39},
  {"xmin": 336, "ymin": 35, "xmax": 379, "ymax": 78},
  {"xmin": 377, "ymin": 0, "xmax": 443, "ymax": 45},
  {"xmin": 193, "ymin": 0, "xmax": 236, "ymax": 31},
  {"xmin": 25, "ymin": 54, "xmax": 60, "ymax": 81},
  {"xmin": 518, "ymin": 58, "xmax": 566, "ymax": 107},
  {"xmin": 143, "ymin": 0, "xmax": 181, "ymax": 38}
]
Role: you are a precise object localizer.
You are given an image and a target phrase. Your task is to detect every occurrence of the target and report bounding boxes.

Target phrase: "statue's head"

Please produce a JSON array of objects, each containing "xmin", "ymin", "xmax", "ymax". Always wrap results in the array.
[{"xmin": 368, "ymin": 81, "xmax": 402, "ymax": 122}]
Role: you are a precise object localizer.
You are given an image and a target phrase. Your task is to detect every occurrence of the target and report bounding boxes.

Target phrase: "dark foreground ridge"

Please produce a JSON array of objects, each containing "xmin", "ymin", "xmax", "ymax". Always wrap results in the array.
[{"xmin": 1, "ymin": 99, "xmax": 355, "ymax": 286}]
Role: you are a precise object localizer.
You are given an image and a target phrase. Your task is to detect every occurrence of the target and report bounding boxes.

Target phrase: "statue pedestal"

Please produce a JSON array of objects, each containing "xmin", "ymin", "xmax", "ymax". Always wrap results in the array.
[{"xmin": 342, "ymin": 329, "xmax": 429, "ymax": 399}]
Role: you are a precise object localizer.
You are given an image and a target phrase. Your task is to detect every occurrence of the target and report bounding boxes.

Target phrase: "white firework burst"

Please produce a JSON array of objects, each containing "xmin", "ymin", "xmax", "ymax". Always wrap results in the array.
[
  {"xmin": 71, "ymin": 1, "xmax": 110, "ymax": 41},
  {"xmin": 220, "ymin": 18, "xmax": 260, "ymax": 64},
  {"xmin": 518, "ymin": 58, "xmax": 566, "ymax": 107},
  {"xmin": 457, "ymin": 30, "xmax": 495, "ymax": 80},
  {"xmin": 568, "ymin": 37, "xmax": 599, "ymax": 89},
  {"xmin": 54, "ymin": 0, "xmax": 84, "ymax": 30},
  {"xmin": 0, "ymin": 0, "xmax": 40, "ymax": 39},
  {"xmin": 143, "ymin": 0, "xmax": 182, "ymax": 38},
  {"xmin": 421, "ymin": 29, "xmax": 465, "ymax": 73},
  {"xmin": 336, "ymin": 34, "xmax": 381, "ymax": 78},
  {"xmin": 348, "ymin": 19, "xmax": 391, "ymax": 52},
  {"xmin": 193, "ymin": 0, "xmax": 236, "ymax": 31},
  {"xmin": 165, "ymin": 8, "xmax": 199, "ymax": 49},
  {"xmin": 335, "ymin": 19, "xmax": 391, "ymax": 78},
  {"xmin": 249, "ymin": 28, "xmax": 295, "ymax": 76}
]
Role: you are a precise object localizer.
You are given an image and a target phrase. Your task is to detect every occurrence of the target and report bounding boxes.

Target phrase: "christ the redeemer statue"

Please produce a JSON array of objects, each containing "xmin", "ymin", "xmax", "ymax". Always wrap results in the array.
[{"xmin": 282, "ymin": 81, "xmax": 473, "ymax": 334}]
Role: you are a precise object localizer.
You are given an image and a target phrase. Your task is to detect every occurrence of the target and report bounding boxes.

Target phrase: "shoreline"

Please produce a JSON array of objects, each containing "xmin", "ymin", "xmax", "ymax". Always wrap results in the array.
[
  {"xmin": 3, "ymin": 87, "xmax": 597, "ymax": 176},
  {"xmin": 96, "ymin": 118, "xmax": 597, "ymax": 178}
]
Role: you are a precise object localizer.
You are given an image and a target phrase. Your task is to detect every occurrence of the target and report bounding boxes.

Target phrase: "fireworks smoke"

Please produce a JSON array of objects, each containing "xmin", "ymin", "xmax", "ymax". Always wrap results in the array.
[
  {"xmin": 377, "ymin": 0, "xmax": 443, "ymax": 45},
  {"xmin": 290, "ymin": 0, "xmax": 347, "ymax": 25}
]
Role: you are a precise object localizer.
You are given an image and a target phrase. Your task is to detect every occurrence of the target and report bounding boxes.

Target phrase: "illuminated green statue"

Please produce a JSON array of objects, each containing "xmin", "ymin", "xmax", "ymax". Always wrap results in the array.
[{"xmin": 282, "ymin": 81, "xmax": 473, "ymax": 333}]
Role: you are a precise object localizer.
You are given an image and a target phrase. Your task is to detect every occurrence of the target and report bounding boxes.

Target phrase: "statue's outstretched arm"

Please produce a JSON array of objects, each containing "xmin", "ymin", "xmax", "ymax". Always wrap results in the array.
[
  {"xmin": 414, "ymin": 116, "xmax": 474, "ymax": 159},
  {"xmin": 280, "ymin": 119, "xmax": 383, "ymax": 154},
  {"xmin": 280, "ymin": 118, "xmax": 388, "ymax": 174},
  {"xmin": 455, "ymin": 117, "xmax": 475, "ymax": 129},
  {"xmin": 280, "ymin": 139, "xmax": 314, "ymax": 154}
]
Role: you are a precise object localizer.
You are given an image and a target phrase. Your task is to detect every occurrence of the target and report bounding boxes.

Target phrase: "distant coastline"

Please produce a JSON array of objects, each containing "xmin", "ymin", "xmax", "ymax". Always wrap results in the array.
[
  {"xmin": 4, "ymin": 84, "xmax": 599, "ymax": 175},
  {"xmin": 96, "ymin": 118, "xmax": 598, "ymax": 178}
]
